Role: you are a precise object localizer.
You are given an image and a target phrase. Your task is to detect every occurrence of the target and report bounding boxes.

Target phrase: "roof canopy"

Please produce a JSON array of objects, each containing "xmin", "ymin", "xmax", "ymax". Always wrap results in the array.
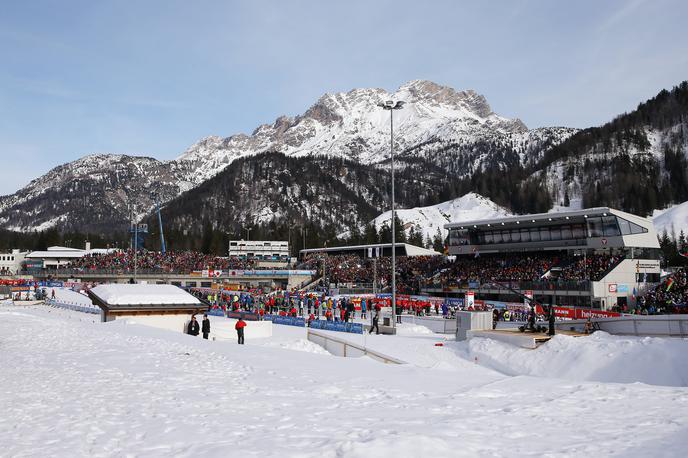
[
  {"xmin": 88, "ymin": 284, "xmax": 202, "ymax": 309},
  {"xmin": 300, "ymin": 243, "xmax": 441, "ymax": 257}
]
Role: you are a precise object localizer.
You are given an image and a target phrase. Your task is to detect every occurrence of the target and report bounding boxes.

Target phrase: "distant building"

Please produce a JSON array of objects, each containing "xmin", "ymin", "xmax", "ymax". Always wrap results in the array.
[
  {"xmin": 0, "ymin": 250, "xmax": 28, "ymax": 275},
  {"xmin": 24, "ymin": 243, "xmax": 116, "ymax": 270},
  {"xmin": 229, "ymin": 240, "xmax": 289, "ymax": 260}
]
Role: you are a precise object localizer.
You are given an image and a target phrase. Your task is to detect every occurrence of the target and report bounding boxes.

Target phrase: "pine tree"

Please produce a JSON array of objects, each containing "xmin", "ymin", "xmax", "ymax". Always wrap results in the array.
[{"xmin": 432, "ymin": 228, "xmax": 444, "ymax": 253}]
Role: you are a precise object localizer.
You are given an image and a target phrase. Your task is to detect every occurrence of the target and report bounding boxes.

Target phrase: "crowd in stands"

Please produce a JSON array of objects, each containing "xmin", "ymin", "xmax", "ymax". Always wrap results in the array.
[
  {"xmin": 302, "ymin": 252, "xmax": 626, "ymax": 294},
  {"xmin": 635, "ymin": 268, "xmax": 687, "ymax": 314},
  {"xmin": 68, "ymin": 250, "xmax": 258, "ymax": 273}
]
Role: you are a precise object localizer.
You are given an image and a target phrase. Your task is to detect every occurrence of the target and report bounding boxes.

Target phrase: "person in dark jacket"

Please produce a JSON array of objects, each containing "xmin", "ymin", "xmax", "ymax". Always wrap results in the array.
[
  {"xmin": 369, "ymin": 310, "xmax": 380, "ymax": 335},
  {"xmin": 202, "ymin": 314, "xmax": 211, "ymax": 339},
  {"xmin": 187, "ymin": 315, "xmax": 200, "ymax": 336},
  {"xmin": 548, "ymin": 306, "xmax": 556, "ymax": 336},
  {"xmin": 492, "ymin": 308, "xmax": 499, "ymax": 330},
  {"xmin": 235, "ymin": 317, "xmax": 247, "ymax": 344}
]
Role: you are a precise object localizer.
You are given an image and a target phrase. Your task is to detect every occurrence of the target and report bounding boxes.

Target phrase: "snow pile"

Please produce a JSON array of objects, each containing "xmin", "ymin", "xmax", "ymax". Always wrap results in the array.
[
  {"xmin": 259, "ymin": 338, "xmax": 332, "ymax": 355},
  {"xmin": 653, "ymin": 200, "xmax": 688, "ymax": 235},
  {"xmin": 465, "ymin": 332, "xmax": 688, "ymax": 387},
  {"xmin": 368, "ymin": 192, "xmax": 512, "ymax": 241}
]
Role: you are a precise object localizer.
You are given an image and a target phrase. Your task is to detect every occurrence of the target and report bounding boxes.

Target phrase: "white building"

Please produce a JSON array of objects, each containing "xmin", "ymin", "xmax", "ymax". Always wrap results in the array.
[
  {"xmin": 0, "ymin": 250, "xmax": 28, "ymax": 275},
  {"xmin": 228, "ymin": 240, "xmax": 289, "ymax": 260},
  {"xmin": 24, "ymin": 243, "xmax": 116, "ymax": 270}
]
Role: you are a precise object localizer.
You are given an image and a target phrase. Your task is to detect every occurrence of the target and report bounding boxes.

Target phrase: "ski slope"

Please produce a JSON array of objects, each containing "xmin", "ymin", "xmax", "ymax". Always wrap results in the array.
[{"xmin": 1, "ymin": 305, "xmax": 687, "ymax": 457}]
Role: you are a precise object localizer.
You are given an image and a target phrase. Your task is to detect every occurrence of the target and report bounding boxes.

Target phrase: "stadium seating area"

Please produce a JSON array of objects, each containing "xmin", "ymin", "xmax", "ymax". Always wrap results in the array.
[
  {"xmin": 303, "ymin": 252, "xmax": 626, "ymax": 293},
  {"xmin": 68, "ymin": 250, "xmax": 258, "ymax": 273},
  {"xmin": 637, "ymin": 268, "xmax": 687, "ymax": 314}
]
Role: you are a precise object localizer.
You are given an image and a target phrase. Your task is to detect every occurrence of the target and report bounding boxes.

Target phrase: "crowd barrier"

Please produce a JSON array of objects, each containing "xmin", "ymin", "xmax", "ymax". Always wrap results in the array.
[
  {"xmin": 309, "ymin": 319, "xmax": 363, "ymax": 334},
  {"xmin": 48, "ymin": 299, "xmax": 100, "ymax": 315},
  {"xmin": 263, "ymin": 315, "xmax": 306, "ymax": 327}
]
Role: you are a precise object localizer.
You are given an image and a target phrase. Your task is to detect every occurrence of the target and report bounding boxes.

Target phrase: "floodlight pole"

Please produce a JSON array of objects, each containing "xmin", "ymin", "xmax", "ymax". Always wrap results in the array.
[{"xmin": 379, "ymin": 100, "xmax": 404, "ymax": 330}]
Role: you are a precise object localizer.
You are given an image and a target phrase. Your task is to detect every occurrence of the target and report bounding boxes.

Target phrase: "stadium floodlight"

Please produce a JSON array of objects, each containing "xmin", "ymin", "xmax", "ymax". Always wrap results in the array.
[{"xmin": 378, "ymin": 99, "xmax": 405, "ymax": 330}]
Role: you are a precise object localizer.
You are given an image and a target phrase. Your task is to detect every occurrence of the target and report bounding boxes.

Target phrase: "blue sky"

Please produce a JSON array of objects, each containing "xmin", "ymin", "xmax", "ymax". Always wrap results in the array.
[{"xmin": 1, "ymin": 0, "xmax": 687, "ymax": 195}]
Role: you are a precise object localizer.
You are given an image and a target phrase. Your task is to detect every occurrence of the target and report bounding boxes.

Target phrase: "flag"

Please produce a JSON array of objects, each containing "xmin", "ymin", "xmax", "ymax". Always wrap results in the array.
[
  {"xmin": 474, "ymin": 249, "xmax": 480, "ymax": 258},
  {"xmin": 666, "ymin": 277, "xmax": 675, "ymax": 292},
  {"xmin": 680, "ymin": 249, "xmax": 688, "ymax": 258},
  {"xmin": 643, "ymin": 272, "xmax": 647, "ymax": 284},
  {"xmin": 443, "ymin": 245, "xmax": 448, "ymax": 255},
  {"xmin": 632, "ymin": 287, "xmax": 637, "ymax": 299}
]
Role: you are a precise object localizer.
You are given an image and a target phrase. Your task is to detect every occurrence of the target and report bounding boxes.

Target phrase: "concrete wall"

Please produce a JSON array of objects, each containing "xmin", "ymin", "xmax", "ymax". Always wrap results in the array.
[
  {"xmin": 456, "ymin": 311, "xmax": 493, "ymax": 341},
  {"xmin": 399, "ymin": 315, "xmax": 457, "ymax": 334}
]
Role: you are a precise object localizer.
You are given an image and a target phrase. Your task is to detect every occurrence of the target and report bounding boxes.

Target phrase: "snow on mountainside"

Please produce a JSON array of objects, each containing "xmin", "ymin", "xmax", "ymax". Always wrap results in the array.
[
  {"xmin": 653, "ymin": 201, "xmax": 688, "ymax": 235},
  {"xmin": 369, "ymin": 192, "xmax": 512, "ymax": 241},
  {"xmin": 0, "ymin": 80, "xmax": 570, "ymax": 232},
  {"xmin": 174, "ymin": 80, "xmax": 531, "ymax": 183}
]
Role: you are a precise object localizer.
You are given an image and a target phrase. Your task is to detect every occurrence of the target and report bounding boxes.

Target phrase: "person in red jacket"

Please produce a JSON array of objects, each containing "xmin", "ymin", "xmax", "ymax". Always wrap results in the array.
[{"xmin": 235, "ymin": 317, "xmax": 247, "ymax": 344}]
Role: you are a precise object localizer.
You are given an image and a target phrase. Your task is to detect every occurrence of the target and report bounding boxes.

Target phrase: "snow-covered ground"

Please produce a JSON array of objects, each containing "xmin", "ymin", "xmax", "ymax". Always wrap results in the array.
[
  {"xmin": 653, "ymin": 200, "xmax": 688, "ymax": 235},
  {"xmin": 2, "ymin": 305, "xmax": 688, "ymax": 457},
  {"xmin": 365, "ymin": 192, "xmax": 511, "ymax": 241}
]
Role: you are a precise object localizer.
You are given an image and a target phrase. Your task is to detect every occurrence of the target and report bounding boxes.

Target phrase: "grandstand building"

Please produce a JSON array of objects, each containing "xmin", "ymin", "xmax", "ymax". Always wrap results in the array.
[
  {"xmin": 300, "ymin": 243, "xmax": 441, "ymax": 259},
  {"xmin": 441, "ymin": 207, "xmax": 662, "ymax": 310},
  {"xmin": 229, "ymin": 240, "xmax": 289, "ymax": 260}
]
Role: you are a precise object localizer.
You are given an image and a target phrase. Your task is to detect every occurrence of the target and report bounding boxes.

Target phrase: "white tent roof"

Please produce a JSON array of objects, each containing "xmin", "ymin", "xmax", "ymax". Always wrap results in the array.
[{"xmin": 89, "ymin": 284, "xmax": 201, "ymax": 306}]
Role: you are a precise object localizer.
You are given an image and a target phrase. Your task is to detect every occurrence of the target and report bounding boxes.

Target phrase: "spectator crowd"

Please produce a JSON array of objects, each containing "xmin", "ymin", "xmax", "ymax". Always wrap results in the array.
[{"xmin": 69, "ymin": 250, "xmax": 258, "ymax": 273}]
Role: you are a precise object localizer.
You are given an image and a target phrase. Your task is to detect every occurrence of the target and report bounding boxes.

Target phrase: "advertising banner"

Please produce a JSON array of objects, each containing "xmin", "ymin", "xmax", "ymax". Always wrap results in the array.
[{"xmin": 465, "ymin": 291, "xmax": 475, "ymax": 308}]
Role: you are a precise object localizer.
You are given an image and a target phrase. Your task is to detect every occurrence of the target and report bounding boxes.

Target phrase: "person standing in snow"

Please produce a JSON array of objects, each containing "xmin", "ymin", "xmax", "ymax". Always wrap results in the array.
[
  {"xmin": 548, "ymin": 306, "xmax": 556, "ymax": 336},
  {"xmin": 202, "ymin": 313, "xmax": 211, "ymax": 339},
  {"xmin": 369, "ymin": 310, "xmax": 380, "ymax": 335},
  {"xmin": 187, "ymin": 315, "xmax": 200, "ymax": 336},
  {"xmin": 235, "ymin": 316, "xmax": 247, "ymax": 344},
  {"xmin": 361, "ymin": 298, "xmax": 367, "ymax": 320}
]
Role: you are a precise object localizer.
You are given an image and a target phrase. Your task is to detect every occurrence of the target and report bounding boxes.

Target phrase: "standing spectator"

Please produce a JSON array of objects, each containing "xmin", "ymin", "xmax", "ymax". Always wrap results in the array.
[
  {"xmin": 369, "ymin": 310, "xmax": 380, "ymax": 335},
  {"xmin": 187, "ymin": 315, "xmax": 200, "ymax": 336},
  {"xmin": 361, "ymin": 298, "xmax": 367, "ymax": 320},
  {"xmin": 202, "ymin": 314, "xmax": 211, "ymax": 340},
  {"xmin": 548, "ymin": 306, "xmax": 556, "ymax": 336},
  {"xmin": 235, "ymin": 316, "xmax": 247, "ymax": 344}
]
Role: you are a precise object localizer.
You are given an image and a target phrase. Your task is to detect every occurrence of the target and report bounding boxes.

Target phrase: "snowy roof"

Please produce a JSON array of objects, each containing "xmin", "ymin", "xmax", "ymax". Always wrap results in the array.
[
  {"xmin": 88, "ymin": 284, "xmax": 202, "ymax": 307},
  {"xmin": 444, "ymin": 207, "xmax": 654, "ymax": 229},
  {"xmin": 26, "ymin": 250, "xmax": 89, "ymax": 259}
]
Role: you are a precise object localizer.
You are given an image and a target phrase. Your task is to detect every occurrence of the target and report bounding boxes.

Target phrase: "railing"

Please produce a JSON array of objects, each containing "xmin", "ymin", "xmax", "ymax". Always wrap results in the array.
[
  {"xmin": 306, "ymin": 329, "xmax": 405, "ymax": 364},
  {"xmin": 425, "ymin": 280, "xmax": 591, "ymax": 293},
  {"xmin": 47, "ymin": 298, "xmax": 100, "ymax": 315}
]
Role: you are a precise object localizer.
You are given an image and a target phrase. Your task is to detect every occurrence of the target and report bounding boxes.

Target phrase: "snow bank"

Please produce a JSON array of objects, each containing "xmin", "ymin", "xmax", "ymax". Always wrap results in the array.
[
  {"xmin": 653, "ymin": 200, "xmax": 688, "ymax": 235},
  {"xmin": 465, "ymin": 332, "xmax": 688, "ymax": 387}
]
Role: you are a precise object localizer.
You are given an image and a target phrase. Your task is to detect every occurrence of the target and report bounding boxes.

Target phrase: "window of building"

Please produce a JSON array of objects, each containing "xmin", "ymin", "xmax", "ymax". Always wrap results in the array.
[
  {"xmin": 501, "ymin": 230, "xmax": 511, "ymax": 243},
  {"xmin": 617, "ymin": 217, "xmax": 648, "ymax": 235},
  {"xmin": 602, "ymin": 216, "xmax": 621, "ymax": 236},
  {"xmin": 587, "ymin": 217, "xmax": 603, "ymax": 237},
  {"xmin": 530, "ymin": 228, "xmax": 541, "ymax": 242},
  {"xmin": 571, "ymin": 224, "xmax": 585, "ymax": 238},
  {"xmin": 550, "ymin": 226, "xmax": 561, "ymax": 240},
  {"xmin": 520, "ymin": 228, "xmax": 530, "ymax": 242},
  {"xmin": 200, "ymin": 282, "xmax": 212, "ymax": 288},
  {"xmin": 540, "ymin": 228, "xmax": 551, "ymax": 241},
  {"xmin": 560, "ymin": 225, "xmax": 572, "ymax": 239},
  {"xmin": 511, "ymin": 229, "xmax": 521, "ymax": 243},
  {"xmin": 484, "ymin": 232, "xmax": 494, "ymax": 244}
]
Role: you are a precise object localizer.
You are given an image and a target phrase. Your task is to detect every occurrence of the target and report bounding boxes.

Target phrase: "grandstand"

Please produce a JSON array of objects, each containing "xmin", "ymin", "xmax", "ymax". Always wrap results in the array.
[
  {"xmin": 300, "ymin": 243, "xmax": 440, "ymax": 259},
  {"xmin": 440, "ymin": 207, "xmax": 662, "ymax": 310}
]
